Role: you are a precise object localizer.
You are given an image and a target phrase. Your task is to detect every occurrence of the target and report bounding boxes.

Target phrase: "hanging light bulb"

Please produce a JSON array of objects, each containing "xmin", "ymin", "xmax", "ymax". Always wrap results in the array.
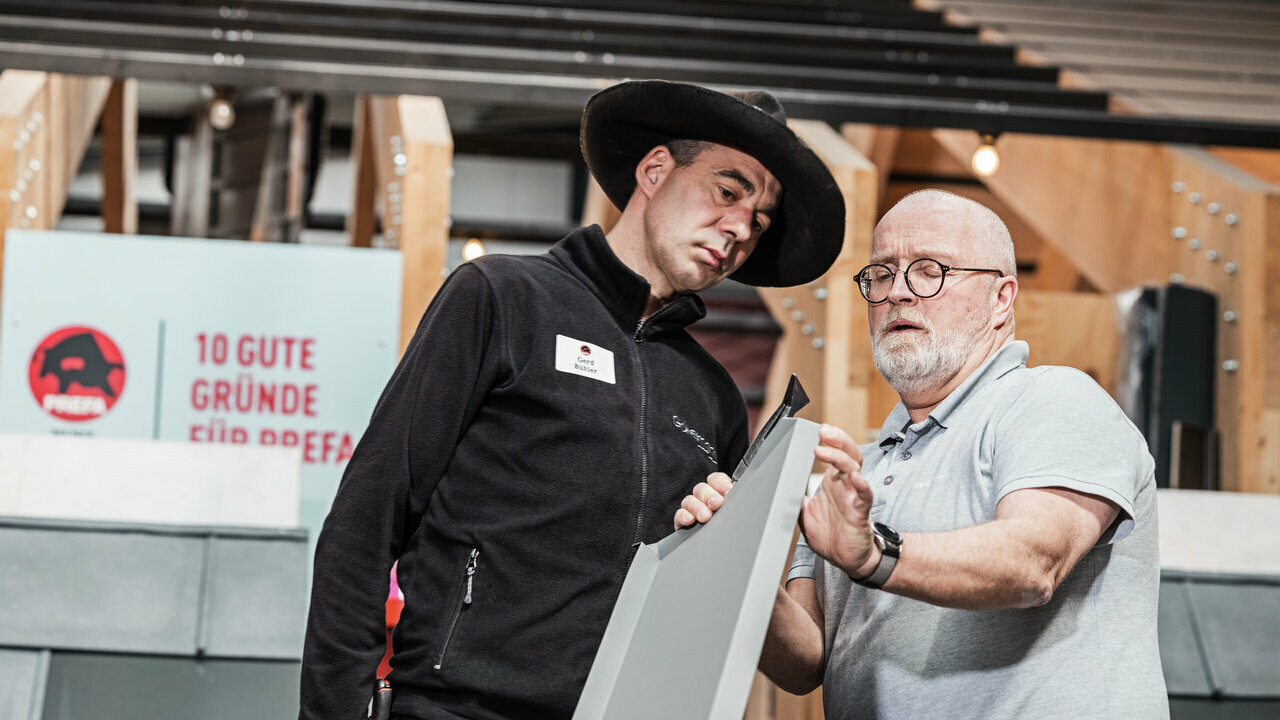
[
  {"xmin": 971, "ymin": 133, "xmax": 1000, "ymax": 177},
  {"xmin": 462, "ymin": 238, "xmax": 486, "ymax": 262},
  {"xmin": 209, "ymin": 97, "xmax": 236, "ymax": 131}
]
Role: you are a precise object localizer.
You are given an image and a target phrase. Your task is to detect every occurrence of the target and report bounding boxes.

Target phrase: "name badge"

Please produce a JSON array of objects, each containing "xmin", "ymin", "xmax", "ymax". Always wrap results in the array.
[{"xmin": 555, "ymin": 334, "xmax": 616, "ymax": 384}]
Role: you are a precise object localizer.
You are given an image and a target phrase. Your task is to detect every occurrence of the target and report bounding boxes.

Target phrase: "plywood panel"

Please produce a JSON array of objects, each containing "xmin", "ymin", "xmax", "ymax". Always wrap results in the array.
[{"xmin": 1016, "ymin": 290, "xmax": 1119, "ymax": 393}]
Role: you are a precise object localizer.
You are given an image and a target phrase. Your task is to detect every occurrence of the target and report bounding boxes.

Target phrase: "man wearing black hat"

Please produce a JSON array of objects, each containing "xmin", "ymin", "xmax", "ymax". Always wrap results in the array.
[{"xmin": 299, "ymin": 80, "xmax": 844, "ymax": 720}]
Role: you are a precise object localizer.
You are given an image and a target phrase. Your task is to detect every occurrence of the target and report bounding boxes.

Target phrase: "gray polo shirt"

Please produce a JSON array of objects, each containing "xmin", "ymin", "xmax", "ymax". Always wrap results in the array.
[{"xmin": 790, "ymin": 341, "xmax": 1167, "ymax": 719}]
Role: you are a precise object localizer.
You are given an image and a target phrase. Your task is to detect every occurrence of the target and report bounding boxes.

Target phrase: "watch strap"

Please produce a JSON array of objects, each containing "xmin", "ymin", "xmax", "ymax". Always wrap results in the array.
[{"xmin": 851, "ymin": 523, "xmax": 901, "ymax": 589}]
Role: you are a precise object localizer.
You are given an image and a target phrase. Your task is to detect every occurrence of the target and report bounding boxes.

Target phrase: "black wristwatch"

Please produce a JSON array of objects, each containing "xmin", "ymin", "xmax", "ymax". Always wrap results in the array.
[{"xmin": 851, "ymin": 522, "xmax": 902, "ymax": 589}]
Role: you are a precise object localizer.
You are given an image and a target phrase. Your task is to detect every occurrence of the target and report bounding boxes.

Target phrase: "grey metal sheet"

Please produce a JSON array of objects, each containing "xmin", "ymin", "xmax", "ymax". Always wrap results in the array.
[
  {"xmin": 0, "ymin": 518, "xmax": 309, "ymax": 659},
  {"xmin": 0, "ymin": 524, "xmax": 205, "ymax": 655},
  {"xmin": 40, "ymin": 652, "xmax": 301, "ymax": 720},
  {"xmin": 574, "ymin": 417, "xmax": 820, "ymax": 720},
  {"xmin": 202, "ymin": 536, "xmax": 308, "ymax": 659},
  {"xmin": 1158, "ymin": 578, "xmax": 1214, "ymax": 696},
  {"xmin": 0, "ymin": 648, "xmax": 49, "ymax": 720},
  {"xmin": 1187, "ymin": 578, "xmax": 1280, "ymax": 697}
]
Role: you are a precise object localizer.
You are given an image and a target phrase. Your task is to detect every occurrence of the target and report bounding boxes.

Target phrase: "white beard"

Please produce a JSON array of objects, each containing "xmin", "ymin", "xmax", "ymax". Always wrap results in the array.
[{"xmin": 872, "ymin": 305, "xmax": 989, "ymax": 397}]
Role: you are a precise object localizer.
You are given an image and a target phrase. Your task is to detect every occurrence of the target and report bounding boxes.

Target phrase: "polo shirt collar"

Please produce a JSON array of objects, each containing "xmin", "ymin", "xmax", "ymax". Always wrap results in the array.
[{"xmin": 877, "ymin": 340, "xmax": 1029, "ymax": 445}]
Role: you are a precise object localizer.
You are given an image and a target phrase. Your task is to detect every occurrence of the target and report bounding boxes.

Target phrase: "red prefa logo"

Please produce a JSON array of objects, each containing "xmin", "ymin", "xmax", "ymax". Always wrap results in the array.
[
  {"xmin": 580, "ymin": 344, "xmax": 591, "ymax": 356},
  {"xmin": 27, "ymin": 325, "xmax": 126, "ymax": 421}
]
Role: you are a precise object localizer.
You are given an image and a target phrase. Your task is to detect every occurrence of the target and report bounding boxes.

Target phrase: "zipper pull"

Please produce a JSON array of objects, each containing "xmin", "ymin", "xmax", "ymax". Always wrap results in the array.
[
  {"xmin": 463, "ymin": 548, "xmax": 479, "ymax": 605},
  {"xmin": 634, "ymin": 319, "xmax": 644, "ymax": 341}
]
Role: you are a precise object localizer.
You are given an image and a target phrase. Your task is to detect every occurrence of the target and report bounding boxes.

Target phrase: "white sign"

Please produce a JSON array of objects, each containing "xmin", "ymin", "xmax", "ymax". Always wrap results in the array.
[{"xmin": 0, "ymin": 230, "xmax": 402, "ymax": 555}]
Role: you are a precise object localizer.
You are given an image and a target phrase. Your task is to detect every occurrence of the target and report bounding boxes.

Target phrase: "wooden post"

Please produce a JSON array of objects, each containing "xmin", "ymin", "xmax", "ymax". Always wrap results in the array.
[
  {"xmin": 347, "ymin": 95, "xmax": 377, "ymax": 248},
  {"xmin": 100, "ymin": 78, "xmax": 138, "ymax": 234},
  {"xmin": 367, "ymin": 95, "xmax": 453, "ymax": 353}
]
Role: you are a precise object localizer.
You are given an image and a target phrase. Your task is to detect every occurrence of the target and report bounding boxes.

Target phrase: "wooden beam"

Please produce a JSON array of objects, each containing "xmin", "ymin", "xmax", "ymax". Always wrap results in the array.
[
  {"xmin": 100, "ymin": 78, "xmax": 137, "ymax": 234},
  {"xmin": 891, "ymin": 129, "xmax": 971, "ymax": 179},
  {"xmin": 46, "ymin": 73, "xmax": 111, "ymax": 228},
  {"xmin": 930, "ymin": 129, "xmax": 1172, "ymax": 293},
  {"xmin": 0, "ymin": 70, "xmax": 51, "ymax": 326},
  {"xmin": 752, "ymin": 119, "xmax": 876, "ymax": 720},
  {"xmin": 927, "ymin": 130, "xmax": 1280, "ymax": 494},
  {"xmin": 581, "ymin": 175, "xmax": 621, "ymax": 234},
  {"xmin": 840, "ymin": 123, "xmax": 900, "ymax": 212},
  {"xmin": 881, "ymin": 179, "xmax": 1089, "ymax": 291},
  {"xmin": 347, "ymin": 95, "xmax": 376, "ymax": 248},
  {"xmin": 368, "ymin": 95, "xmax": 453, "ymax": 353}
]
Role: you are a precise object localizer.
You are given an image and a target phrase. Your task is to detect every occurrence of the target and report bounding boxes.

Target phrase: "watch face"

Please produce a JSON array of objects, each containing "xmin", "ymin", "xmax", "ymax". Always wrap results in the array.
[{"xmin": 873, "ymin": 522, "xmax": 901, "ymax": 545}]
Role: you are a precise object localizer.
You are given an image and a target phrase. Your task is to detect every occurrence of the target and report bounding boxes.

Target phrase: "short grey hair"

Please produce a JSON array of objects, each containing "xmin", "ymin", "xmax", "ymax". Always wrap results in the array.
[{"xmin": 889, "ymin": 189, "xmax": 1017, "ymax": 278}]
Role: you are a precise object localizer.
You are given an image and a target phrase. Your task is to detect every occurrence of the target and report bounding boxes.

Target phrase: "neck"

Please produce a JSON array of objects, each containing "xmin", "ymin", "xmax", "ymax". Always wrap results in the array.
[
  {"xmin": 898, "ymin": 331, "xmax": 1015, "ymax": 424},
  {"xmin": 603, "ymin": 210, "xmax": 674, "ymax": 319}
]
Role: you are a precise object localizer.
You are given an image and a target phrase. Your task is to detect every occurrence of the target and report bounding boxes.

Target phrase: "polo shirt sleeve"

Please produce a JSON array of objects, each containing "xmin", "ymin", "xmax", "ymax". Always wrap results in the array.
[
  {"xmin": 991, "ymin": 367, "xmax": 1153, "ymax": 546},
  {"xmin": 788, "ymin": 533, "xmax": 817, "ymax": 583}
]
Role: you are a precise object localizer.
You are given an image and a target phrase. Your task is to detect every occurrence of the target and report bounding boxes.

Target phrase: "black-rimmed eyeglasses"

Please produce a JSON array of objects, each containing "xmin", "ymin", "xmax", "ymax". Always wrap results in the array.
[{"xmin": 855, "ymin": 258, "xmax": 1004, "ymax": 304}]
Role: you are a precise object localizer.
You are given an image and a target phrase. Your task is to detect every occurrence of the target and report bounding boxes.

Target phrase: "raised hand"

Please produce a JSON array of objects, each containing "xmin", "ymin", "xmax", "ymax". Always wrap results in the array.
[{"xmin": 800, "ymin": 425, "xmax": 879, "ymax": 579}]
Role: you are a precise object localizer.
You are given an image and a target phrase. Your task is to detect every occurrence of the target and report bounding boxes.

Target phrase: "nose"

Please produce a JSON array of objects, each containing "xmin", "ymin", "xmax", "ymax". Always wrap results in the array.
[
  {"xmin": 885, "ymin": 269, "xmax": 917, "ymax": 305},
  {"xmin": 718, "ymin": 206, "xmax": 753, "ymax": 245}
]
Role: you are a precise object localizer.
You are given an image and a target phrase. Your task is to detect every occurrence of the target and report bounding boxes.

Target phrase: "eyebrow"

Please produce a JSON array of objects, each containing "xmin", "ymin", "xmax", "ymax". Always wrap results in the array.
[{"xmin": 715, "ymin": 168, "xmax": 755, "ymax": 196}]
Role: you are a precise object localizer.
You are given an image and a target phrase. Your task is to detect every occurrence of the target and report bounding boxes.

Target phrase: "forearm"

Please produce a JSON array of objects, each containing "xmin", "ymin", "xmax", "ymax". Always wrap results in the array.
[
  {"xmin": 758, "ymin": 579, "xmax": 824, "ymax": 695},
  {"xmin": 880, "ymin": 516, "xmax": 1065, "ymax": 610}
]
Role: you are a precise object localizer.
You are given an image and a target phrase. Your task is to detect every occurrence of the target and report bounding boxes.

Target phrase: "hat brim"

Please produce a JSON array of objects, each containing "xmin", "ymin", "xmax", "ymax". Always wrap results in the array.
[{"xmin": 580, "ymin": 80, "xmax": 845, "ymax": 287}]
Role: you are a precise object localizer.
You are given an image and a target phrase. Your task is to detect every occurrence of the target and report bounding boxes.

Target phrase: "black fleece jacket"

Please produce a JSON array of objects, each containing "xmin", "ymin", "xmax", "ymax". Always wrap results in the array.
[{"xmin": 299, "ymin": 226, "xmax": 749, "ymax": 720}]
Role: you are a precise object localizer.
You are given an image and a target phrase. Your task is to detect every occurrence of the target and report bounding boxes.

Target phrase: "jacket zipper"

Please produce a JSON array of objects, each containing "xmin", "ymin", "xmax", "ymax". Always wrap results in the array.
[
  {"xmin": 631, "ymin": 319, "xmax": 649, "ymax": 551},
  {"xmin": 433, "ymin": 547, "xmax": 479, "ymax": 670}
]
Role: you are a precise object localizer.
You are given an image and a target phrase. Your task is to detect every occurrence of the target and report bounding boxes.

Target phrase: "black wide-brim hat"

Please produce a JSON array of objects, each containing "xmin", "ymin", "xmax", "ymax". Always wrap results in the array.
[{"xmin": 580, "ymin": 80, "xmax": 845, "ymax": 287}]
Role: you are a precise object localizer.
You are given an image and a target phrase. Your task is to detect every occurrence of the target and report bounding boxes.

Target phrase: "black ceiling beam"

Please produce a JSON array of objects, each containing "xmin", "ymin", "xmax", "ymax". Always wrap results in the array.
[
  {"xmin": 1, "ymin": 41, "xmax": 1275, "ymax": 148},
  {"xmin": 0, "ymin": 17, "xmax": 1107, "ymax": 110},
  {"xmin": 323, "ymin": 0, "xmax": 965, "ymax": 32},
  {"xmin": 6, "ymin": 2, "xmax": 1060, "ymax": 84},
  {"xmin": 19, "ymin": 0, "xmax": 1015, "ymax": 60}
]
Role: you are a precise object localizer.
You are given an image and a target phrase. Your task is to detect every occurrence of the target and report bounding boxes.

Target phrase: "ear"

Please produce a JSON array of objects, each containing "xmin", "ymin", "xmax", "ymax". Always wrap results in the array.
[
  {"xmin": 633, "ymin": 145, "xmax": 676, "ymax": 200},
  {"xmin": 991, "ymin": 275, "xmax": 1018, "ymax": 330}
]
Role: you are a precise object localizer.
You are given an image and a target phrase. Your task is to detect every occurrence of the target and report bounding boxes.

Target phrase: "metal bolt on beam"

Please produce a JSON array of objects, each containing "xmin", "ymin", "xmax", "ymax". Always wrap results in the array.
[
  {"xmin": 1206, "ymin": 249, "xmax": 1219, "ymax": 262},
  {"xmin": 781, "ymin": 298, "xmax": 794, "ymax": 309},
  {"xmin": 813, "ymin": 287, "xmax": 828, "ymax": 300},
  {"xmin": 1172, "ymin": 227, "xmax": 1187, "ymax": 239},
  {"xmin": 1187, "ymin": 238, "xmax": 1201, "ymax": 251},
  {"xmin": 812, "ymin": 338, "xmax": 825, "ymax": 350},
  {"xmin": 802, "ymin": 324, "xmax": 814, "ymax": 336},
  {"xmin": 1225, "ymin": 214, "xmax": 1239, "ymax": 227},
  {"xmin": 1223, "ymin": 311, "xmax": 1237, "ymax": 323},
  {"xmin": 1171, "ymin": 181, "xmax": 1186, "ymax": 193},
  {"xmin": 791, "ymin": 310, "xmax": 805, "ymax": 322},
  {"xmin": 1222, "ymin": 359, "xmax": 1239, "ymax": 373},
  {"xmin": 1207, "ymin": 202, "xmax": 1221, "ymax": 215},
  {"xmin": 1189, "ymin": 192, "xmax": 1202, "ymax": 205},
  {"xmin": 1224, "ymin": 262, "xmax": 1237, "ymax": 275},
  {"xmin": 1170, "ymin": 273, "xmax": 1186, "ymax": 284}
]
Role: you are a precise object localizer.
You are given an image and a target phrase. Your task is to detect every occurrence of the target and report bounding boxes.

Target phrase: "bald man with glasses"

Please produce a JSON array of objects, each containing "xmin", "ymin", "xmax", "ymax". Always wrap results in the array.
[{"xmin": 675, "ymin": 190, "xmax": 1168, "ymax": 719}]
